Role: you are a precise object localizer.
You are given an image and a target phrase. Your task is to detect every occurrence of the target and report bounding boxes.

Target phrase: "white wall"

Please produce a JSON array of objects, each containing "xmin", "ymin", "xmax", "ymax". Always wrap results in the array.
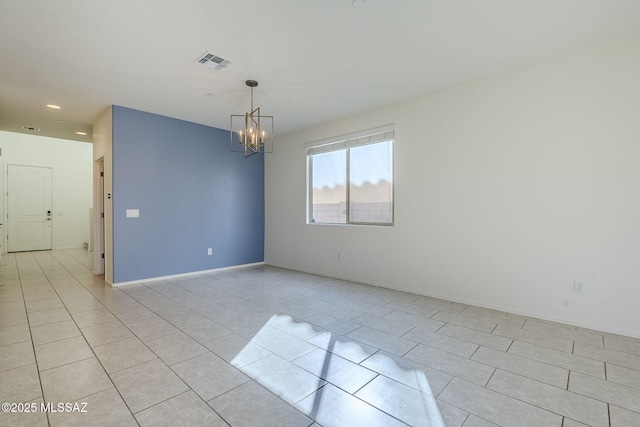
[
  {"xmin": 0, "ymin": 131, "xmax": 93, "ymax": 251},
  {"xmin": 265, "ymin": 34, "xmax": 640, "ymax": 338}
]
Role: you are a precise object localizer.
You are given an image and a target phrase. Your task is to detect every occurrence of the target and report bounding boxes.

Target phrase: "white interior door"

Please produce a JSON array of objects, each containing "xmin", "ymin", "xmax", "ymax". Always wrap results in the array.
[{"xmin": 7, "ymin": 165, "xmax": 52, "ymax": 252}]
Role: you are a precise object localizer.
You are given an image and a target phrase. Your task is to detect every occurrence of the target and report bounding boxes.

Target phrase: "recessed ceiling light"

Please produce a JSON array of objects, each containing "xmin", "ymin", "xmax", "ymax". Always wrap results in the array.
[
  {"xmin": 46, "ymin": 104, "xmax": 61, "ymax": 110},
  {"xmin": 353, "ymin": 0, "xmax": 364, "ymax": 7},
  {"xmin": 75, "ymin": 131, "xmax": 87, "ymax": 136}
]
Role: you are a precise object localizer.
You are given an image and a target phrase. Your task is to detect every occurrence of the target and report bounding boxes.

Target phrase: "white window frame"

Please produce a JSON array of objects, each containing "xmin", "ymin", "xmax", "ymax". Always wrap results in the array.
[{"xmin": 306, "ymin": 124, "xmax": 394, "ymax": 226}]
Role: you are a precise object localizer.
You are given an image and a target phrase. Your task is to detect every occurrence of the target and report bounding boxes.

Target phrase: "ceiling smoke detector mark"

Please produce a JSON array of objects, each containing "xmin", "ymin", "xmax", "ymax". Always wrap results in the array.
[
  {"xmin": 22, "ymin": 125, "xmax": 41, "ymax": 132},
  {"xmin": 195, "ymin": 51, "xmax": 230, "ymax": 70}
]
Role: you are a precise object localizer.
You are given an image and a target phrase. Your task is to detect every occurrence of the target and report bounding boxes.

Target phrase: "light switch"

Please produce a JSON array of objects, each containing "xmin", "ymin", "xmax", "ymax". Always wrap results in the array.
[{"xmin": 126, "ymin": 209, "xmax": 139, "ymax": 218}]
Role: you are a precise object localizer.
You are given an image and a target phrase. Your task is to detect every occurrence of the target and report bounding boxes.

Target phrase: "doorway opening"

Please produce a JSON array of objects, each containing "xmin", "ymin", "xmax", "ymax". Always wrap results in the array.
[{"xmin": 94, "ymin": 158, "xmax": 105, "ymax": 275}]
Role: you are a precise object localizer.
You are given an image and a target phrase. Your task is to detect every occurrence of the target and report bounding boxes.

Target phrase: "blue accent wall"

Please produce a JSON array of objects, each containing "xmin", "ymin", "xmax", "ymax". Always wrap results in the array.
[{"xmin": 112, "ymin": 106, "xmax": 264, "ymax": 283}]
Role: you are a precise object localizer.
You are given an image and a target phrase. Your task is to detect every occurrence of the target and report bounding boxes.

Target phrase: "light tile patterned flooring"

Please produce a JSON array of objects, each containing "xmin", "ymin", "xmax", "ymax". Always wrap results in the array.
[{"xmin": 1, "ymin": 250, "xmax": 640, "ymax": 426}]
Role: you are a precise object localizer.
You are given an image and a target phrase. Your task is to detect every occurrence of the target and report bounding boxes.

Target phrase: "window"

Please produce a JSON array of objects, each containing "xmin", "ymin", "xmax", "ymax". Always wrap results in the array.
[{"xmin": 307, "ymin": 126, "xmax": 394, "ymax": 225}]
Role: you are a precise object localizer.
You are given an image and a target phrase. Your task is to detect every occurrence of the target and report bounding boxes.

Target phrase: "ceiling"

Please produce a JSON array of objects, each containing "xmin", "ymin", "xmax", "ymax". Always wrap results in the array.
[{"xmin": 2, "ymin": 0, "xmax": 640, "ymax": 143}]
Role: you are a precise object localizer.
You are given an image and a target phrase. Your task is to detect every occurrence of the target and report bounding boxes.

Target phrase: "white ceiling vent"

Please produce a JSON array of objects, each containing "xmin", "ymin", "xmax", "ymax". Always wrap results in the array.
[
  {"xmin": 195, "ymin": 52, "xmax": 230, "ymax": 70},
  {"xmin": 22, "ymin": 125, "xmax": 40, "ymax": 132}
]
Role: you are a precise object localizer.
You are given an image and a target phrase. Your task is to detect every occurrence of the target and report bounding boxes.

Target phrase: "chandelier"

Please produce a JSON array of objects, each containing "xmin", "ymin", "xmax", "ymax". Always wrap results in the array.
[{"xmin": 230, "ymin": 80, "xmax": 273, "ymax": 157}]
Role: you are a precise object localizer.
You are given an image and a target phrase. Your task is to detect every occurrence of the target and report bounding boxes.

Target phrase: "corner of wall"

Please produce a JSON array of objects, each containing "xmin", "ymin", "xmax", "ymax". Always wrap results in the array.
[{"xmin": 92, "ymin": 106, "xmax": 114, "ymax": 283}]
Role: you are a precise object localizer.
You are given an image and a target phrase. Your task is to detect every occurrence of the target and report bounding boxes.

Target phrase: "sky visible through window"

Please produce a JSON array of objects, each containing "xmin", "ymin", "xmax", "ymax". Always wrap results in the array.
[{"xmin": 312, "ymin": 141, "xmax": 392, "ymax": 189}]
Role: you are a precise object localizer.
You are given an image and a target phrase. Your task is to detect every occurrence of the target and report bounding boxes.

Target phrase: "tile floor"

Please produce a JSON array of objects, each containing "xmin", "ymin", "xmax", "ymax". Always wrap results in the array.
[{"xmin": 1, "ymin": 250, "xmax": 640, "ymax": 426}]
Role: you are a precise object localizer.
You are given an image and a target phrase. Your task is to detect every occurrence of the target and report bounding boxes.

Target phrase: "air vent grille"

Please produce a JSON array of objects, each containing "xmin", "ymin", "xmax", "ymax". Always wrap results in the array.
[{"xmin": 195, "ymin": 52, "xmax": 230, "ymax": 70}]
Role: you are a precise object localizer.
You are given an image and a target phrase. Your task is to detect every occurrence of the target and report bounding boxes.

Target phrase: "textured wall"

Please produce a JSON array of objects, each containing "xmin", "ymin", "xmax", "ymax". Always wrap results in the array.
[
  {"xmin": 112, "ymin": 106, "xmax": 264, "ymax": 283},
  {"xmin": 266, "ymin": 35, "xmax": 640, "ymax": 338}
]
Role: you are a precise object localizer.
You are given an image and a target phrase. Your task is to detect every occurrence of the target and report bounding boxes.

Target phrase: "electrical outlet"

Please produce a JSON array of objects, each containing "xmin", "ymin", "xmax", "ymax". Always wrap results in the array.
[
  {"xmin": 573, "ymin": 281, "xmax": 584, "ymax": 294},
  {"xmin": 207, "ymin": 248, "xmax": 213, "ymax": 256}
]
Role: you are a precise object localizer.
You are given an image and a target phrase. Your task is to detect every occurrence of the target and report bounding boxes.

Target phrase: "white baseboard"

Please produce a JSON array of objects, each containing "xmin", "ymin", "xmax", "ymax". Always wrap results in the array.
[
  {"xmin": 111, "ymin": 262, "xmax": 265, "ymax": 287},
  {"xmin": 264, "ymin": 261, "xmax": 640, "ymax": 340}
]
